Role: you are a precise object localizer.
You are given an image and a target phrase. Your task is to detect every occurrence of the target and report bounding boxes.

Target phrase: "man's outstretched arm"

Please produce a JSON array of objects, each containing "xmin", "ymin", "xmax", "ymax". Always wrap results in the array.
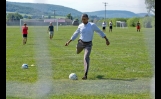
[
  {"xmin": 65, "ymin": 39, "xmax": 72, "ymax": 46},
  {"xmin": 103, "ymin": 36, "xmax": 110, "ymax": 45}
]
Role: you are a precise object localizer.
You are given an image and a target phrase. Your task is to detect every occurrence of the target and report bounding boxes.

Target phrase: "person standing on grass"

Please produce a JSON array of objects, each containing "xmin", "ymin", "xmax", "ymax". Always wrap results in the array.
[
  {"xmin": 22, "ymin": 23, "xmax": 28, "ymax": 45},
  {"xmin": 109, "ymin": 20, "xmax": 113, "ymax": 32},
  {"xmin": 102, "ymin": 21, "xmax": 106, "ymax": 32},
  {"xmin": 65, "ymin": 13, "xmax": 110, "ymax": 80},
  {"xmin": 48, "ymin": 22, "xmax": 54, "ymax": 40},
  {"xmin": 136, "ymin": 21, "xmax": 141, "ymax": 32}
]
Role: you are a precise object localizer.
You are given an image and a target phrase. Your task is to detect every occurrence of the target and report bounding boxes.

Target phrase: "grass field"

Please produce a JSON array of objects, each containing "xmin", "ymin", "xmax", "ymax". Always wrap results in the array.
[{"xmin": 6, "ymin": 26, "xmax": 155, "ymax": 99}]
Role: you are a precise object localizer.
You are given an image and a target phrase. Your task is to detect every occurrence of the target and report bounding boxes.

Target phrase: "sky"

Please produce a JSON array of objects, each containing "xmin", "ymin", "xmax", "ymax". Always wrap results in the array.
[{"xmin": 6, "ymin": 0, "xmax": 148, "ymax": 13}]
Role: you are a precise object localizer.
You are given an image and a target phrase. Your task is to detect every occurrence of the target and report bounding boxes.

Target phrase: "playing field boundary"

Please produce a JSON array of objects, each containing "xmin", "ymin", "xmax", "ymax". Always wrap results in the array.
[{"xmin": 6, "ymin": 26, "xmax": 155, "ymax": 99}]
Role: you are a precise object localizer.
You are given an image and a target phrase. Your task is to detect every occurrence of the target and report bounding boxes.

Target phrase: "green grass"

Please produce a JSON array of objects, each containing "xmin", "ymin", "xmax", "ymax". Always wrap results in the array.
[{"xmin": 6, "ymin": 26, "xmax": 155, "ymax": 99}]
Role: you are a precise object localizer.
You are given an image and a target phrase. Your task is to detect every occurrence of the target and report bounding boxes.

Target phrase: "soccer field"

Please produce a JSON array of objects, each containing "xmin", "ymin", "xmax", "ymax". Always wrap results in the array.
[{"xmin": 6, "ymin": 26, "xmax": 155, "ymax": 99}]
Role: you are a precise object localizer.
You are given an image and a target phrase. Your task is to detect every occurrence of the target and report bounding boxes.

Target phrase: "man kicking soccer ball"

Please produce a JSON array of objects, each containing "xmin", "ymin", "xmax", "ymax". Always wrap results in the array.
[{"xmin": 65, "ymin": 13, "xmax": 110, "ymax": 80}]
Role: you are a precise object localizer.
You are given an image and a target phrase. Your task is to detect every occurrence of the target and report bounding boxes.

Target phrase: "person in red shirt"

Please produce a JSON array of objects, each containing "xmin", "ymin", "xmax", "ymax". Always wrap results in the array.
[
  {"xmin": 22, "ymin": 23, "xmax": 28, "ymax": 45},
  {"xmin": 136, "ymin": 21, "xmax": 141, "ymax": 32}
]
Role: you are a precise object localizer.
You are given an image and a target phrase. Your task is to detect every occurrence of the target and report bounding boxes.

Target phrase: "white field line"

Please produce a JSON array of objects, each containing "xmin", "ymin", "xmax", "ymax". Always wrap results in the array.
[{"xmin": 143, "ymin": 28, "xmax": 155, "ymax": 99}]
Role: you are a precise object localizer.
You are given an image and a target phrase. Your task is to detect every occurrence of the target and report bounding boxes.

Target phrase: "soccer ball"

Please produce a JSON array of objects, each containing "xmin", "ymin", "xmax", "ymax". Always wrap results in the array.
[
  {"xmin": 69, "ymin": 73, "xmax": 78, "ymax": 80},
  {"xmin": 22, "ymin": 64, "xmax": 28, "ymax": 69}
]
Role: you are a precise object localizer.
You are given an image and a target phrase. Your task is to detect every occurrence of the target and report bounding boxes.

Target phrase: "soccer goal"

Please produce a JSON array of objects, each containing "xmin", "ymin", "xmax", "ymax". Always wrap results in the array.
[
  {"xmin": 20, "ymin": 19, "xmax": 58, "ymax": 32},
  {"xmin": 116, "ymin": 21, "xmax": 127, "ymax": 28}
]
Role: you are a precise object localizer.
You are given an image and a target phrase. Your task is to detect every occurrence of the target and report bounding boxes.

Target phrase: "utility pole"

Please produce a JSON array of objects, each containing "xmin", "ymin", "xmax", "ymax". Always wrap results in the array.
[
  {"xmin": 103, "ymin": 2, "xmax": 108, "ymax": 21},
  {"xmin": 42, "ymin": 15, "xmax": 44, "ymax": 19},
  {"xmin": 53, "ymin": 10, "xmax": 56, "ymax": 19}
]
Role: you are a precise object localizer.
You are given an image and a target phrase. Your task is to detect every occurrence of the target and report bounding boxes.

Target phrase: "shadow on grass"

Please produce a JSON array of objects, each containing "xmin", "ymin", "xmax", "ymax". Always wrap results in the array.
[
  {"xmin": 52, "ymin": 38, "xmax": 63, "ymax": 40},
  {"xmin": 26, "ymin": 43, "xmax": 39, "ymax": 45},
  {"xmin": 95, "ymin": 75, "xmax": 137, "ymax": 81}
]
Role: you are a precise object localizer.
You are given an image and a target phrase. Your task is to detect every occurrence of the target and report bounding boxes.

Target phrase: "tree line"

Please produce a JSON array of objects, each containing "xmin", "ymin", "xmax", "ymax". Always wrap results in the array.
[{"xmin": 6, "ymin": 0, "xmax": 154, "ymax": 28}]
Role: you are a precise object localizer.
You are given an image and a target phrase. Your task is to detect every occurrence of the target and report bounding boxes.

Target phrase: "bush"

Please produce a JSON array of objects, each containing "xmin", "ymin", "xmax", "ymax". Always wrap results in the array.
[
  {"xmin": 126, "ymin": 17, "xmax": 140, "ymax": 27},
  {"xmin": 141, "ymin": 16, "xmax": 153, "ymax": 28}
]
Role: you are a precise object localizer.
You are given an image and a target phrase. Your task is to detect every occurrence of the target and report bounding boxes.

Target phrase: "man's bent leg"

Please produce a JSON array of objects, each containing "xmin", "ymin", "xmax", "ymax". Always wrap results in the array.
[
  {"xmin": 76, "ymin": 40, "xmax": 84, "ymax": 54},
  {"xmin": 77, "ymin": 47, "xmax": 84, "ymax": 54}
]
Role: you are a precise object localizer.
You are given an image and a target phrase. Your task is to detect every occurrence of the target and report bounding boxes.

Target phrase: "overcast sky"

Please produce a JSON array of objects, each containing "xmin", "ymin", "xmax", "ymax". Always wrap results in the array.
[{"xmin": 6, "ymin": 0, "xmax": 148, "ymax": 13}]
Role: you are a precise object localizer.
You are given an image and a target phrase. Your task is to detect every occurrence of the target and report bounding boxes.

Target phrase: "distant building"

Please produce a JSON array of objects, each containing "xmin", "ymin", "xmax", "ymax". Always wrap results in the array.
[{"xmin": 44, "ymin": 18, "xmax": 73, "ymax": 25}]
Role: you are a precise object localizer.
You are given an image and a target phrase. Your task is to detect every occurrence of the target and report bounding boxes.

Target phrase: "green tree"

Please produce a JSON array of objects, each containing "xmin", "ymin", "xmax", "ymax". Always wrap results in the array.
[
  {"xmin": 48, "ymin": 15, "xmax": 51, "ymax": 19},
  {"xmin": 75, "ymin": 18, "xmax": 79, "ymax": 22},
  {"xmin": 141, "ymin": 17, "xmax": 153, "ymax": 28},
  {"xmin": 66, "ymin": 13, "xmax": 73, "ymax": 20},
  {"xmin": 27, "ymin": 16, "xmax": 32, "ymax": 19},
  {"xmin": 145, "ymin": 0, "xmax": 155, "ymax": 14},
  {"xmin": 23, "ymin": 15, "xmax": 28, "ymax": 18},
  {"xmin": 127, "ymin": 17, "xmax": 140, "ymax": 27},
  {"xmin": 151, "ymin": 16, "xmax": 155, "ymax": 28},
  {"xmin": 6, "ymin": 13, "xmax": 23, "ymax": 21}
]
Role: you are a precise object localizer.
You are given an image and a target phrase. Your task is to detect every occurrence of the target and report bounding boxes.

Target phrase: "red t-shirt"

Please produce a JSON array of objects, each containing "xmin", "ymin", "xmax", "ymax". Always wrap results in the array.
[
  {"xmin": 22, "ymin": 26, "xmax": 28, "ymax": 34},
  {"xmin": 136, "ymin": 22, "xmax": 140, "ymax": 29}
]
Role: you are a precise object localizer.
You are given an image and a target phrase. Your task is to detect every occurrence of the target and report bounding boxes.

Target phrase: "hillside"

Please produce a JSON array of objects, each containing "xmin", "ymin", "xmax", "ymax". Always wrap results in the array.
[
  {"xmin": 6, "ymin": 2, "xmax": 50, "ymax": 15},
  {"xmin": 85, "ymin": 10, "xmax": 139, "ymax": 18},
  {"xmin": 6, "ymin": 1, "xmax": 83, "ymax": 17},
  {"xmin": 6, "ymin": 1, "xmax": 150, "ymax": 18}
]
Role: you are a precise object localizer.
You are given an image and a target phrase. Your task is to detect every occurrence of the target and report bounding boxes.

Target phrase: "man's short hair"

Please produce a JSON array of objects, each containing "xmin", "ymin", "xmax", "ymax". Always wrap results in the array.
[
  {"xmin": 24, "ymin": 23, "xmax": 27, "ymax": 25},
  {"xmin": 81, "ymin": 14, "xmax": 88, "ymax": 18}
]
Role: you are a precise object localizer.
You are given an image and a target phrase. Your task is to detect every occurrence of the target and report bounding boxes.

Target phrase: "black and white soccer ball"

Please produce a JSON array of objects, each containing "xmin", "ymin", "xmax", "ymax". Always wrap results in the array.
[
  {"xmin": 69, "ymin": 73, "xmax": 78, "ymax": 80},
  {"xmin": 22, "ymin": 64, "xmax": 28, "ymax": 69}
]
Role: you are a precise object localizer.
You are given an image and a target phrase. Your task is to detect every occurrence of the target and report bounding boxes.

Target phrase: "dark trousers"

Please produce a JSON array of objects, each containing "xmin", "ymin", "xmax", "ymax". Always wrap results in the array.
[{"xmin": 76, "ymin": 39, "xmax": 92, "ymax": 76}]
